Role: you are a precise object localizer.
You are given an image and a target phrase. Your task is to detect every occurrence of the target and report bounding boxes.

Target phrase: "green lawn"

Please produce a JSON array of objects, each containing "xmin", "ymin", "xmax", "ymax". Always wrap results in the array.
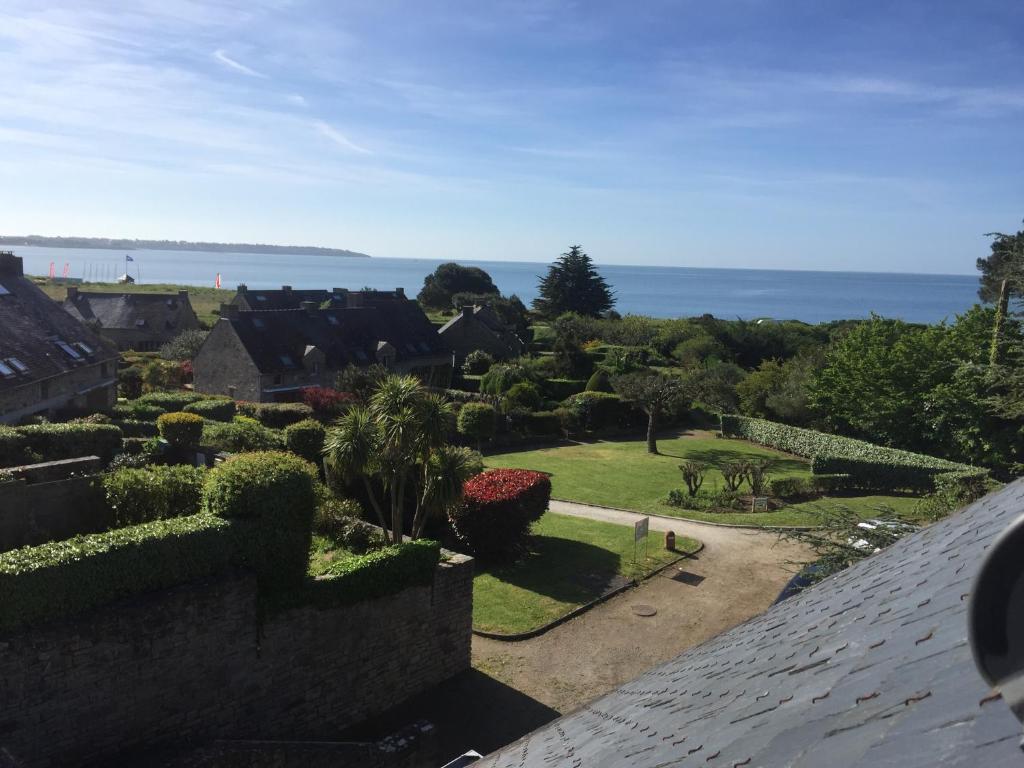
[
  {"xmin": 473, "ymin": 512, "xmax": 699, "ymax": 634},
  {"xmin": 485, "ymin": 435, "xmax": 924, "ymax": 527}
]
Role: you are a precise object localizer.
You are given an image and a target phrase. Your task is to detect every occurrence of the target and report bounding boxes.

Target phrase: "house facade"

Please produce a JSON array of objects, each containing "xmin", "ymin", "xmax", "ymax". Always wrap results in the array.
[
  {"xmin": 0, "ymin": 252, "xmax": 118, "ymax": 423},
  {"xmin": 62, "ymin": 287, "xmax": 201, "ymax": 351},
  {"xmin": 437, "ymin": 304, "xmax": 526, "ymax": 364},
  {"xmin": 193, "ymin": 289, "xmax": 453, "ymax": 401}
]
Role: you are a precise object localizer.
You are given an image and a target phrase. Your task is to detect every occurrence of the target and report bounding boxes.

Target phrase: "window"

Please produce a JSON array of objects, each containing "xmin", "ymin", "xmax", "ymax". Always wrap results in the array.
[
  {"xmin": 0, "ymin": 283, "xmax": 9, "ymax": 295},
  {"xmin": 256, "ymin": 295, "xmax": 267, "ymax": 302},
  {"xmin": 134, "ymin": 319, "xmax": 146, "ymax": 327},
  {"xmin": 418, "ymin": 342, "xmax": 431, "ymax": 353},
  {"xmin": 77, "ymin": 342, "xmax": 94, "ymax": 356},
  {"xmin": 327, "ymin": 315, "xmax": 339, "ymax": 326},
  {"xmin": 406, "ymin": 343, "xmax": 417, "ymax": 353},
  {"xmin": 0, "ymin": 360, "xmax": 14, "ymax": 378},
  {"xmin": 7, "ymin": 357, "xmax": 28, "ymax": 374},
  {"xmin": 280, "ymin": 354, "xmax": 294, "ymax": 367},
  {"xmin": 55, "ymin": 340, "xmax": 82, "ymax": 360},
  {"xmin": 252, "ymin": 318, "xmax": 265, "ymax": 329}
]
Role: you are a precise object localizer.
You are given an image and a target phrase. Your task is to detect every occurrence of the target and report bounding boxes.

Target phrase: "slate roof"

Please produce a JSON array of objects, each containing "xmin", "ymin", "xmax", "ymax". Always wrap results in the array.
[
  {"xmin": 224, "ymin": 302, "xmax": 447, "ymax": 374},
  {"xmin": 437, "ymin": 305, "xmax": 525, "ymax": 354},
  {"xmin": 475, "ymin": 479, "xmax": 1024, "ymax": 768},
  {"xmin": 62, "ymin": 289, "xmax": 198, "ymax": 333},
  {"xmin": 232, "ymin": 286, "xmax": 336, "ymax": 311},
  {"xmin": 0, "ymin": 255, "xmax": 116, "ymax": 391}
]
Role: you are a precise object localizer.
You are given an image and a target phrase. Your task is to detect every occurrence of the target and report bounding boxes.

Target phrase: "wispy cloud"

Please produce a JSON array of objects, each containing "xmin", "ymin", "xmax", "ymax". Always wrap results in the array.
[
  {"xmin": 212, "ymin": 49, "xmax": 266, "ymax": 78},
  {"xmin": 314, "ymin": 120, "xmax": 371, "ymax": 154},
  {"xmin": 286, "ymin": 93, "xmax": 307, "ymax": 107}
]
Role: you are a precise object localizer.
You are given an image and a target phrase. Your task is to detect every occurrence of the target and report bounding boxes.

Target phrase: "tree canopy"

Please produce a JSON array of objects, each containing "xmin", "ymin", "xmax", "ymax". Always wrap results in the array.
[
  {"xmin": 533, "ymin": 245, "xmax": 615, "ymax": 318},
  {"xmin": 417, "ymin": 262, "xmax": 499, "ymax": 310},
  {"xmin": 612, "ymin": 370, "xmax": 688, "ymax": 454},
  {"xmin": 977, "ymin": 222, "xmax": 1024, "ymax": 304}
]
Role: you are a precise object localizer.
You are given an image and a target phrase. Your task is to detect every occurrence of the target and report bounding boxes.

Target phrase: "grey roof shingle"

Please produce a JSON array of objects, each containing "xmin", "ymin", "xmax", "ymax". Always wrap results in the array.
[
  {"xmin": 475, "ymin": 479, "xmax": 1024, "ymax": 767},
  {"xmin": 62, "ymin": 290, "xmax": 198, "ymax": 333}
]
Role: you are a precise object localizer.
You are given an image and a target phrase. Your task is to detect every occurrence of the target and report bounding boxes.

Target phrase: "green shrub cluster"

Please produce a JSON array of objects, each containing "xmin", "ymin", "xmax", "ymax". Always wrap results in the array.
[
  {"xmin": 480, "ymin": 363, "xmax": 534, "ymax": 395},
  {"xmin": 462, "ymin": 349, "xmax": 494, "ymax": 376},
  {"xmin": 309, "ymin": 539, "xmax": 440, "ymax": 608},
  {"xmin": 204, "ymin": 451, "xmax": 318, "ymax": 595},
  {"xmin": 720, "ymin": 415, "xmax": 985, "ymax": 492},
  {"xmin": 0, "ymin": 514, "xmax": 234, "ymax": 632},
  {"xmin": 0, "ymin": 427, "xmax": 28, "ymax": 467},
  {"xmin": 564, "ymin": 391, "xmax": 631, "ymax": 431},
  {"xmin": 113, "ymin": 419, "xmax": 160, "ymax": 438},
  {"xmin": 524, "ymin": 410, "xmax": 561, "ymax": 436},
  {"xmin": 137, "ymin": 390, "xmax": 206, "ymax": 410},
  {"xmin": 542, "ymin": 378, "xmax": 587, "ymax": 401},
  {"xmin": 103, "ymin": 465, "xmax": 206, "ymax": 527},
  {"xmin": 667, "ymin": 488, "xmax": 745, "ymax": 511},
  {"xmin": 457, "ymin": 402, "xmax": 497, "ymax": 447},
  {"xmin": 112, "ymin": 402, "xmax": 166, "ymax": 421},
  {"xmin": 183, "ymin": 398, "xmax": 236, "ymax": 422},
  {"xmin": 235, "ymin": 401, "xmax": 314, "ymax": 428},
  {"xmin": 15, "ymin": 423, "xmax": 123, "ymax": 463},
  {"xmin": 202, "ymin": 416, "xmax": 285, "ymax": 453},
  {"xmin": 157, "ymin": 412, "xmax": 205, "ymax": 448},
  {"xmin": 284, "ymin": 419, "xmax": 326, "ymax": 464}
]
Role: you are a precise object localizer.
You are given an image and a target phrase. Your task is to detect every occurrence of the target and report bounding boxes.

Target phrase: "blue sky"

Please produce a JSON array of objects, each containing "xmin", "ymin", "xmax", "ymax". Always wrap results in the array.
[{"xmin": 0, "ymin": 0, "xmax": 1021, "ymax": 273}]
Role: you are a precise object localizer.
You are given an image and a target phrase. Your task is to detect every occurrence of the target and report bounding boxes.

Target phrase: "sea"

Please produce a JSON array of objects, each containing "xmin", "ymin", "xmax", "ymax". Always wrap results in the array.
[{"xmin": 10, "ymin": 245, "xmax": 981, "ymax": 325}]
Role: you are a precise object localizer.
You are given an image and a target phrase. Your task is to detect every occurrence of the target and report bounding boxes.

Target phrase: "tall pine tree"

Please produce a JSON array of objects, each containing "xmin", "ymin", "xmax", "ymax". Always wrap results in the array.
[{"xmin": 533, "ymin": 245, "xmax": 615, "ymax": 318}]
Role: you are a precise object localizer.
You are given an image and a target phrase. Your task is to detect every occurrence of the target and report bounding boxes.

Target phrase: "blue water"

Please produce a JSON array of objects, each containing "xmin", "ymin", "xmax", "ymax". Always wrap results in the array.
[{"xmin": 11, "ymin": 245, "xmax": 981, "ymax": 324}]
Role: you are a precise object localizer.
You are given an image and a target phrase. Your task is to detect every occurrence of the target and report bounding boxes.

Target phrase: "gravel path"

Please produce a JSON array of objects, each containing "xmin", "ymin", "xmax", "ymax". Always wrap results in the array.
[{"xmin": 472, "ymin": 500, "xmax": 812, "ymax": 716}]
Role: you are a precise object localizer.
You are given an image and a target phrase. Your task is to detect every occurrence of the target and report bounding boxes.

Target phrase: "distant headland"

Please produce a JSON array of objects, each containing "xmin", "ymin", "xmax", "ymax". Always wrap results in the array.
[{"xmin": 0, "ymin": 235, "xmax": 371, "ymax": 258}]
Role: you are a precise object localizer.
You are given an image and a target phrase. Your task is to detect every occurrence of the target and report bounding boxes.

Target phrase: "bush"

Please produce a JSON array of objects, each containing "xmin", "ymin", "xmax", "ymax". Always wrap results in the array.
[
  {"xmin": 137, "ymin": 390, "xmax": 206, "ymax": 410},
  {"xmin": 463, "ymin": 350, "xmax": 495, "ymax": 376},
  {"xmin": 585, "ymin": 369, "xmax": 613, "ymax": 392},
  {"xmin": 158, "ymin": 329, "xmax": 208, "ymax": 361},
  {"xmin": 679, "ymin": 461, "xmax": 708, "ymax": 496},
  {"xmin": 183, "ymin": 398, "xmax": 236, "ymax": 422},
  {"xmin": 542, "ymin": 378, "xmax": 587, "ymax": 401},
  {"xmin": 525, "ymin": 410, "xmax": 561, "ymax": 436},
  {"xmin": 720, "ymin": 414, "xmax": 985, "ymax": 492},
  {"xmin": 564, "ymin": 391, "xmax": 629, "ymax": 431},
  {"xmin": 0, "ymin": 514, "xmax": 234, "ymax": 632},
  {"xmin": 119, "ymin": 366, "xmax": 144, "ymax": 399},
  {"xmin": 480, "ymin": 363, "xmax": 534, "ymax": 395},
  {"xmin": 103, "ymin": 464, "xmax": 206, "ymax": 527},
  {"xmin": 112, "ymin": 419, "xmax": 160, "ymax": 438},
  {"xmin": 285, "ymin": 419, "xmax": 327, "ymax": 464},
  {"xmin": 236, "ymin": 401, "xmax": 315, "ymax": 428},
  {"xmin": 0, "ymin": 427, "xmax": 28, "ymax": 468},
  {"xmin": 769, "ymin": 477, "xmax": 815, "ymax": 500},
  {"xmin": 313, "ymin": 493, "xmax": 373, "ymax": 539},
  {"xmin": 112, "ymin": 402, "xmax": 166, "ymax": 421},
  {"xmin": 202, "ymin": 416, "xmax": 285, "ymax": 453},
  {"xmin": 309, "ymin": 540, "xmax": 441, "ymax": 607},
  {"xmin": 204, "ymin": 451, "xmax": 318, "ymax": 594},
  {"xmin": 15, "ymin": 423, "xmax": 123, "ymax": 463},
  {"xmin": 301, "ymin": 387, "xmax": 355, "ymax": 421},
  {"xmin": 503, "ymin": 381, "xmax": 543, "ymax": 412},
  {"xmin": 449, "ymin": 469, "xmax": 551, "ymax": 558},
  {"xmin": 457, "ymin": 402, "xmax": 497, "ymax": 448},
  {"xmin": 157, "ymin": 412, "xmax": 205, "ymax": 448}
]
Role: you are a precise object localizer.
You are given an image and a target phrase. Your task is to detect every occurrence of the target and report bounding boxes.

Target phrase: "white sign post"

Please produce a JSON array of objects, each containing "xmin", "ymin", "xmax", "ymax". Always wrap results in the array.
[{"xmin": 634, "ymin": 517, "xmax": 650, "ymax": 563}]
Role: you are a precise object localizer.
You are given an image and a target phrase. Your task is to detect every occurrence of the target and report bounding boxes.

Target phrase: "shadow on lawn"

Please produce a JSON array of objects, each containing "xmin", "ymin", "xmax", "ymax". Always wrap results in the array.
[
  {"xmin": 481, "ymin": 535, "xmax": 623, "ymax": 605},
  {"xmin": 666, "ymin": 447, "xmax": 809, "ymax": 474}
]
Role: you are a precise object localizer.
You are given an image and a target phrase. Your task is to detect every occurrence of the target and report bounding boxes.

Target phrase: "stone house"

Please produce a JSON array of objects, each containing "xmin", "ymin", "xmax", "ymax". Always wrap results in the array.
[
  {"xmin": 193, "ymin": 289, "xmax": 453, "ymax": 401},
  {"xmin": 0, "ymin": 252, "xmax": 118, "ymax": 423},
  {"xmin": 62, "ymin": 287, "xmax": 201, "ymax": 351},
  {"xmin": 229, "ymin": 284, "xmax": 346, "ymax": 311},
  {"xmin": 437, "ymin": 304, "xmax": 525, "ymax": 364}
]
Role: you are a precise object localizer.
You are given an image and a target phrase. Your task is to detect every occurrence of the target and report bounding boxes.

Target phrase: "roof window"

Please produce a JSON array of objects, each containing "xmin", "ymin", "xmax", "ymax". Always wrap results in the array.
[
  {"xmin": 418, "ymin": 341, "xmax": 431, "ymax": 353},
  {"xmin": 256, "ymin": 295, "xmax": 267, "ymax": 301},
  {"xmin": 7, "ymin": 357, "xmax": 28, "ymax": 373},
  {"xmin": 0, "ymin": 283, "xmax": 9, "ymax": 296},
  {"xmin": 252, "ymin": 318, "xmax": 265, "ymax": 329},
  {"xmin": 354, "ymin": 349, "xmax": 368, "ymax": 362},
  {"xmin": 55, "ymin": 340, "xmax": 83, "ymax": 360},
  {"xmin": 280, "ymin": 354, "xmax": 295, "ymax": 367},
  {"xmin": 77, "ymin": 342, "xmax": 94, "ymax": 356},
  {"xmin": 327, "ymin": 315, "xmax": 339, "ymax": 326},
  {"xmin": 0, "ymin": 360, "xmax": 14, "ymax": 378}
]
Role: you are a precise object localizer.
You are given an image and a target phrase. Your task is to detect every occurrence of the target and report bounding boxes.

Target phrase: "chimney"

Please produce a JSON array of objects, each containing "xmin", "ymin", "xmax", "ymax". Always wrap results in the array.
[
  {"xmin": 348, "ymin": 292, "xmax": 363, "ymax": 309},
  {"xmin": 395, "ymin": 287, "xmax": 405, "ymax": 298},
  {"xmin": 237, "ymin": 283, "xmax": 248, "ymax": 293},
  {"xmin": 178, "ymin": 290, "xmax": 189, "ymax": 301},
  {"xmin": 300, "ymin": 300, "xmax": 318, "ymax": 317},
  {"xmin": 282, "ymin": 285, "xmax": 292, "ymax": 292},
  {"xmin": 0, "ymin": 251, "xmax": 23, "ymax": 277},
  {"xmin": 67, "ymin": 286, "xmax": 79, "ymax": 301},
  {"xmin": 221, "ymin": 302, "xmax": 240, "ymax": 319}
]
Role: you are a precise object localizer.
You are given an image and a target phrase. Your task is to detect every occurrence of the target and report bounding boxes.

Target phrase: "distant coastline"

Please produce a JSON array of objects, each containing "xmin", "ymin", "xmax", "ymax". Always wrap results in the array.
[{"xmin": 0, "ymin": 235, "xmax": 371, "ymax": 259}]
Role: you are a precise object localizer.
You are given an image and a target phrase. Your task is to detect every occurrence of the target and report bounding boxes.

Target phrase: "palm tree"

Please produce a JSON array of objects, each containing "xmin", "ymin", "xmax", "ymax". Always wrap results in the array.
[{"xmin": 324, "ymin": 374, "xmax": 481, "ymax": 543}]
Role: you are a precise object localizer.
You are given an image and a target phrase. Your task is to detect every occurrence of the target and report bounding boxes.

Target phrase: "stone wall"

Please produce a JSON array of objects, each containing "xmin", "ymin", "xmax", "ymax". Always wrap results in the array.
[
  {"xmin": 0, "ymin": 472, "xmax": 110, "ymax": 552},
  {"xmin": 0, "ymin": 554, "xmax": 474, "ymax": 767}
]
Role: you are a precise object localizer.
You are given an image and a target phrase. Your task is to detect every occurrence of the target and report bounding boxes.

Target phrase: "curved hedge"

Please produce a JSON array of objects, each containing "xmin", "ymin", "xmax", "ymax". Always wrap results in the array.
[
  {"xmin": 235, "ymin": 401, "xmax": 314, "ymax": 429},
  {"xmin": 202, "ymin": 417, "xmax": 284, "ymax": 453},
  {"xmin": 309, "ymin": 539, "xmax": 440, "ymax": 607},
  {"xmin": 449, "ymin": 469, "xmax": 551, "ymax": 558},
  {"xmin": 15, "ymin": 423, "xmax": 123, "ymax": 463},
  {"xmin": 157, "ymin": 412, "xmax": 204, "ymax": 448},
  {"xmin": 183, "ymin": 398, "xmax": 236, "ymax": 422},
  {"xmin": 720, "ymin": 414, "xmax": 987, "ymax": 492},
  {"xmin": 284, "ymin": 419, "xmax": 326, "ymax": 463},
  {"xmin": 0, "ymin": 514, "xmax": 234, "ymax": 632},
  {"xmin": 137, "ymin": 391, "xmax": 206, "ymax": 410}
]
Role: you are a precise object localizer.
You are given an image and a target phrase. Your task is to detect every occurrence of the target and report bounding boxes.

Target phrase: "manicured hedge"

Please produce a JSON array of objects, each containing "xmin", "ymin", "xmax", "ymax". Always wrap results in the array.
[
  {"xmin": 284, "ymin": 419, "xmax": 326, "ymax": 464},
  {"xmin": 137, "ymin": 390, "xmax": 206, "ymax": 410},
  {"xmin": 235, "ymin": 401, "xmax": 314, "ymax": 429},
  {"xmin": 457, "ymin": 402, "xmax": 496, "ymax": 446},
  {"xmin": 205, "ymin": 451, "xmax": 318, "ymax": 595},
  {"xmin": 0, "ymin": 514, "xmax": 234, "ymax": 632},
  {"xmin": 15, "ymin": 423, "xmax": 123, "ymax": 463},
  {"xmin": 0, "ymin": 427, "xmax": 28, "ymax": 468},
  {"xmin": 524, "ymin": 410, "xmax": 561, "ymax": 436},
  {"xmin": 112, "ymin": 419, "xmax": 160, "ymax": 438},
  {"xmin": 542, "ymin": 378, "xmax": 587, "ymax": 401},
  {"xmin": 112, "ymin": 402, "xmax": 166, "ymax": 421},
  {"xmin": 103, "ymin": 464, "xmax": 206, "ymax": 527},
  {"xmin": 720, "ymin": 415, "xmax": 986, "ymax": 492},
  {"xmin": 157, "ymin": 412, "xmax": 205, "ymax": 448},
  {"xmin": 202, "ymin": 417, "xmax": 285, "ymax": 452},
  {"xmin": 183, "ymin": 398, "xmax": 236, "ymax": 422},
  {"xmin": 309, "ymin": 539, "xmax": 440, "ymax": 608},
  {"xmin": 564, "ymin": 391, "xmax": 631, "ymax": 431},
  {"xmin": 449, "ymin": 469, "xmax": 551, "ymax": 558}
]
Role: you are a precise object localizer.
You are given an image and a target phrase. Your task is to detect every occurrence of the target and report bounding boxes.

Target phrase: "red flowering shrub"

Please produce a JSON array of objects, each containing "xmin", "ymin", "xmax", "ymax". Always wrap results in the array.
[
  {"xmin": 448, "ymin": 469, "xmax": 551, "ymax": 558},
  {"xmin": 301, "ymin": 387, "xmax": 356, "ymax": 421}
]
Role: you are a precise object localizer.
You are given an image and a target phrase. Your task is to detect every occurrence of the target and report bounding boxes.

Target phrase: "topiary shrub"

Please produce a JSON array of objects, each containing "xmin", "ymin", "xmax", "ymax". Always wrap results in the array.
[
  {"xmin": 202, "ymin": 416, "xmax": 285, "ymax": 453},
  {"xmin": 157, "ymin": 412, "xmax": 205, "ymax": 448},
  {"xmin": 457, "ymin": 402, "xmax": 497, "ymax": 449},
  {"xmin": 564, "ymin": 391, "xmax": 629, "ymax": 431},
  {"xmin": 0, "ymin": 427, "xmax": 28, "ymax": 468},
  {"xmin": 137, "ymin": 390, "xmax": 206, "ymax": 410},
  {"xmin": 183, "ymin": 398, "xmax": 236, "ymax": 422},
  {"xmin": 542, "ymin": 378, "xmax": 588, "ymax": 401},
  {"xmin": 15, "ymin": 423, "xmax": 123, "ymax": 463},
  {"xmin": 525, "ymin": 410, "xmax": 561, "ymax": 437},
  {"xmin": 285, "ymin": 418, "xmax": 327, "ymax": 463},
  {"xmin": 112, "ymin": 402, "xmax": 167, "ymax": 421},
  {"xmin": 112, "ymin": 419, "xmax": 160, "ymax": 438},
  {"xmin": 309, "ymin": 539, "xmax": 440, "ymax": 608},
  {"xmin": 462, "ymin": 349, "xmax": 495, "ymax": 376},
  {"xmin": 103, "ymin": 464, "xmax": 206, "ymax": 527},
  {"xmin": 118, "ymin": 366, "xmax": 144, "ymax": 399},
  {"xmin": 480, "ymin": 362, "xmax": 534, "ymax": 396},
  {"xmin": 503, "ymin": 381, "xmax": 543, "ymax": 412},
  {"xmin": 204, "ymin": 451, "xmax": 318, "ymax": 595},
  {"xmin": 449, "ymin": 469, "xmax": 551, "ymax": 559},
  {"xmin": 585, "ymin": 368, "xmax": 613, "ymax": 392},
  {"xmin": 235, "ymin": 401, "xmax": 315, "ymax": 428}
]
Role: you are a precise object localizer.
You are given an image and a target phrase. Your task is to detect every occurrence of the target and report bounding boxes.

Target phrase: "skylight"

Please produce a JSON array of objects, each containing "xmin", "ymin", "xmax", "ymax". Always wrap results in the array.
[
  {"xmin": 327, "ymin": 315, "xmax": 339, "ymax": 326},
  {"xmin": 77, "ymin": 342, "xmax": 94, "ymax": 356},
  {"xmin": 0, "ymin": 283, "xmax": 9, "ymax": 296},
  {"xmin": 7, "ymin": 357, "xmax": 28, "ymax": 373},
  {"xmin": 418, "ymin": 342, "xmax": 431, "ymax": 353},
  {"xmin": 252, "ymin": 318, "xmax": 265, "ymax": 329},
  {"xmin": 256, "ymin": 295, "xmax": 267, "ymax": 301},
  {"xmin": 0, "ymin": 360, "xmax": 14, "ymax": 378},
  {"xmin": 55, "ymin": 340, "xmax": 82, "ymax": 360},
  {"xmin": 280, "ymin": 354, "xmax": 294, "ymax": 367}
]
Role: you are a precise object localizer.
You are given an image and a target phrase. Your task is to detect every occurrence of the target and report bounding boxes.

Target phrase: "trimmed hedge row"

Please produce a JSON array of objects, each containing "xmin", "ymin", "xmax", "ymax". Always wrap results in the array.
[
  {"xmin": 235, "ymin": 401, "xmax": 314, "ymax": 429},
  {"xmin": 103, "ymin": 465, "xmax": 206, "ymax": 527},
  {"xmin": 0, "ymin": 427, "xmax": 27, "ymax": 467},
  {"xmin": 136, "ymin": 390, "xmax": 206, "ymax": 410},
  {"xmin": 720, "ymin": 415, "xmax": 986, "ymax": 492},
  {"xmin": 0, "ymin": 514, "xmax": 234, "ymax": 632},
  {"xmin": 309, "ymin": 539, "xmax": 441, "ymax": 608},
  {"xmin": 15, "ymin": 423, "xmax": 123, "ymax": 463},
  {"xmin": 183, "ymin": 398, "xmax": 236, "ymax": 422}
]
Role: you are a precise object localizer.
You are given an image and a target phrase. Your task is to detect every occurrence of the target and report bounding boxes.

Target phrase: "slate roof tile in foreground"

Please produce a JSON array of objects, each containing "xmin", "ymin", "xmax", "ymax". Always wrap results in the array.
[{"xmin": 475, "ymin": 479, "xmax": 1024, "ymax": 767}]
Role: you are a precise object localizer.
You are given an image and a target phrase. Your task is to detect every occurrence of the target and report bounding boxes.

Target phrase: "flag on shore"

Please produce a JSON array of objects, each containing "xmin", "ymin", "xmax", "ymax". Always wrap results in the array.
[
  {"xmin": 48, "ymin": 262, "xmax": 55, "ymax": 278},
  {"xmin": 126, "ymin": 254, "xmax": 134, "ymax": 262},
  {"xmin": 215, "ymin": 273, "xmax": 221, "ymax": 289}
]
